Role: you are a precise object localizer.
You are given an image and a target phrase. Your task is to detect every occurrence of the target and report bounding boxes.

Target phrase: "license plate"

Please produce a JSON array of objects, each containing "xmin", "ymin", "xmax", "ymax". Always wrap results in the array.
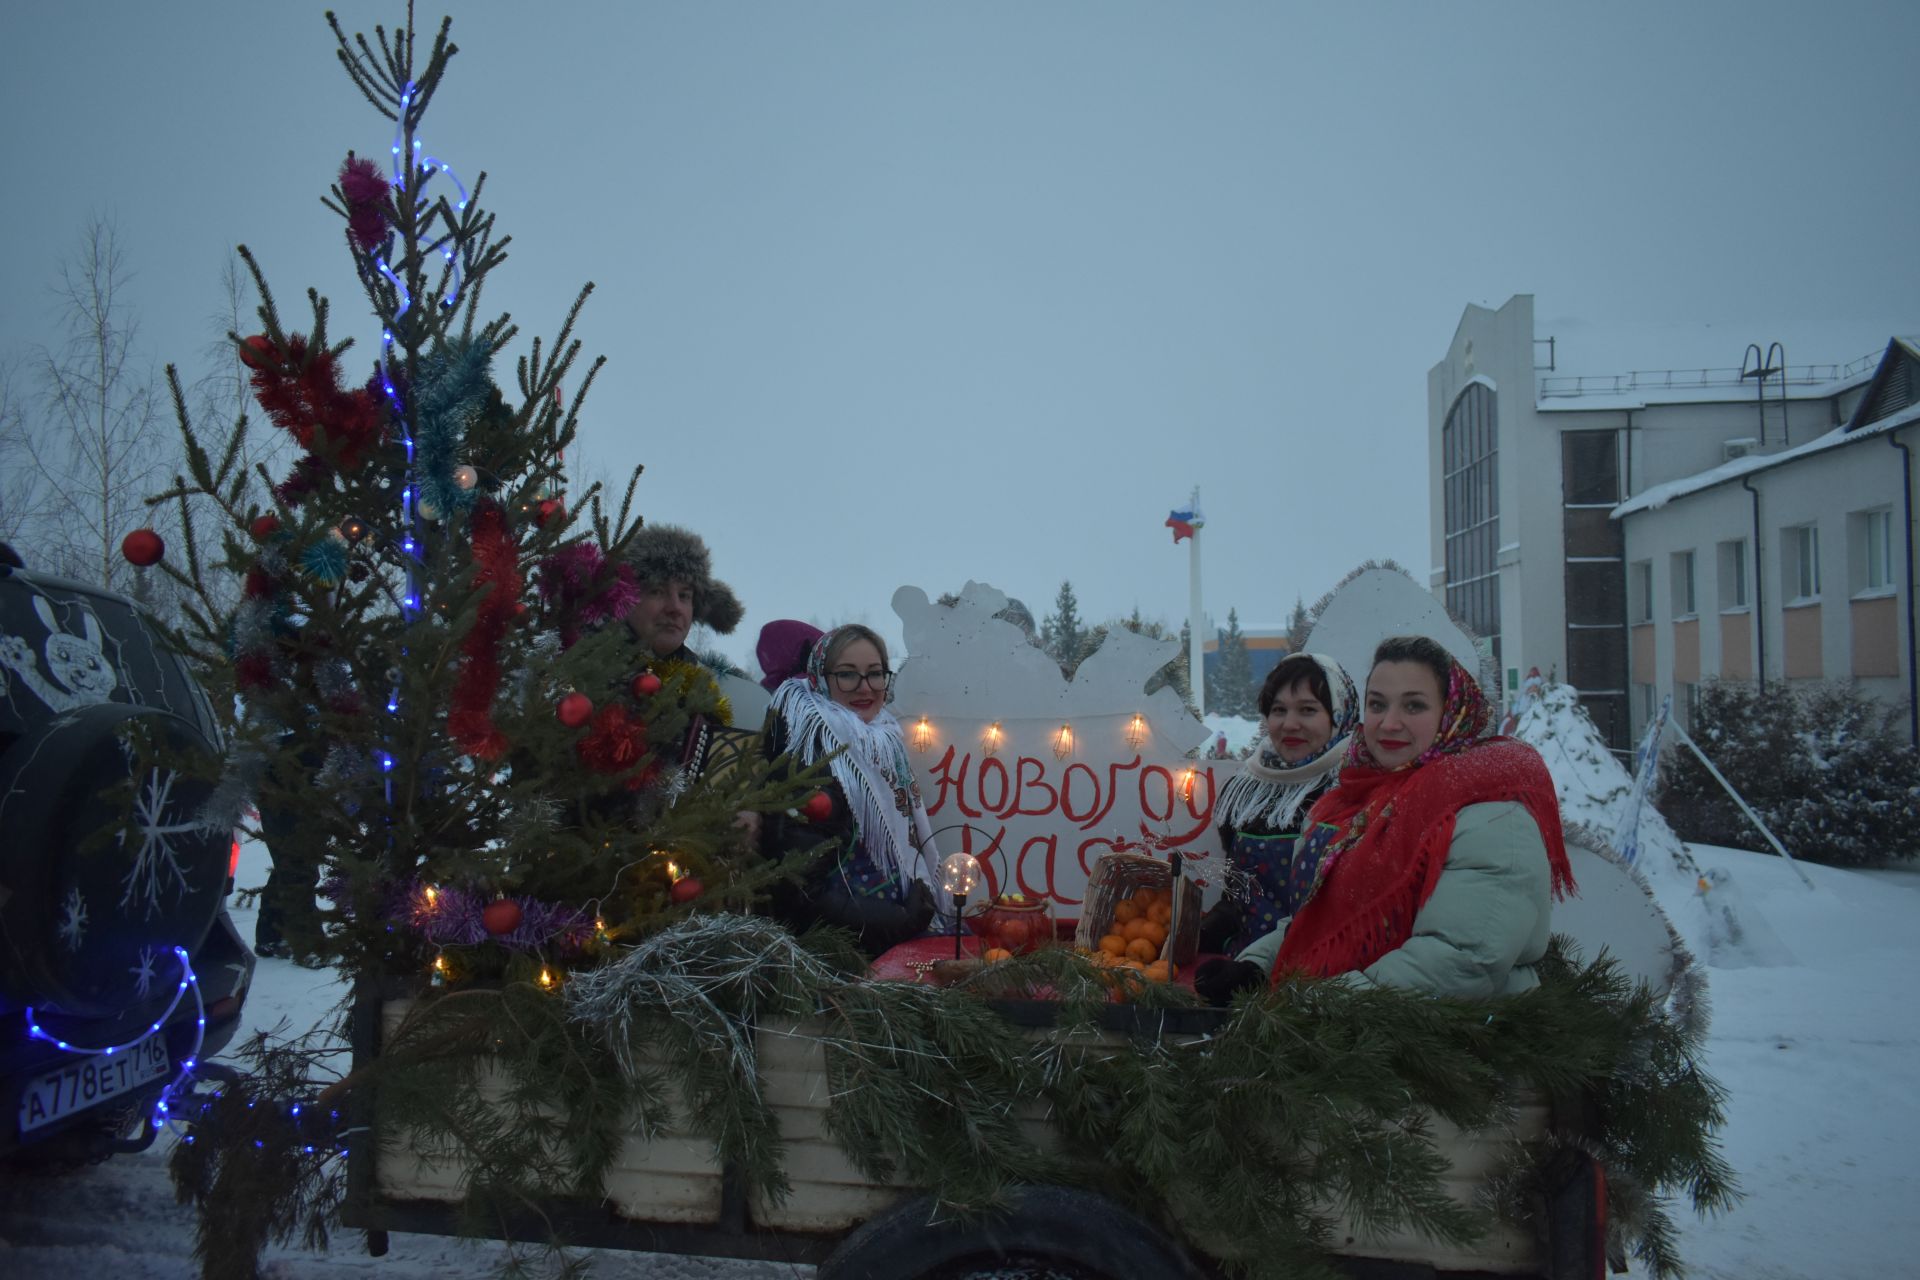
[{"xmin": 17, "ymin": 1031, "xmax": 171, "ymax": 1134}]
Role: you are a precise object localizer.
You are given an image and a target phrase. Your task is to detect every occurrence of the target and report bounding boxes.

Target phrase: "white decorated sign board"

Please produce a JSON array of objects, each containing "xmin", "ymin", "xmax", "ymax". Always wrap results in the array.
[{"xmin": 892, "ymin": 583, "xmax": 1231, "ymax": 908}]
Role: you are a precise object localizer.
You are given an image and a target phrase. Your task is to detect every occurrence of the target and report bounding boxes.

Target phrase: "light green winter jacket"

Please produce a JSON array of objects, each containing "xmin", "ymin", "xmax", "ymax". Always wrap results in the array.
[{"xmin": 1234, "ymin": 801, "xmax": 1553, "ymax": 999}]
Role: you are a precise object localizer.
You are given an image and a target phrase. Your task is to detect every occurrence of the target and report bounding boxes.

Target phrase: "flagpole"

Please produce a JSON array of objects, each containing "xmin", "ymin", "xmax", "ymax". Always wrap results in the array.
[{"xmin": 1188, "ymin": 485, "xmax": 1205, "ymax": 716}]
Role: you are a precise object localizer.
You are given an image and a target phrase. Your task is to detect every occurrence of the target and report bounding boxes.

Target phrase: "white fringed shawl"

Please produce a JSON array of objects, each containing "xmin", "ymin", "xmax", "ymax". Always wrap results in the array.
[
  {"xmin": 1213, "ymin": 745, "xmax": 1345, "ymax": 833},
  {"xmin": 768, "ymin": 677, "xmax": 943, "ymax": 906}
]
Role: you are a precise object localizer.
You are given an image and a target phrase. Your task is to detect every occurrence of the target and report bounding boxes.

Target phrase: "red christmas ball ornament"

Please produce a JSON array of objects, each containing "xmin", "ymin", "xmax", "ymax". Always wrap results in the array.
[
  {"xmin": 631, "ymin": 671, "xmax": 663, "ymax": 698},
  {"xmin": 238, "ymin": 334, "xmax": 277, "ymax": 370},
  {"xmin": 480, "ymin": 899, "xmax": 524, "ymax": 935},
  {"xmin": 669, "ymin": 876, "xmax": 704, "ymax": 905},
  {"xmin": 536, "ymin": 497, "xmax": 565, "ymax": 526},
  {"xmin": 248, "ymin": 513, "xmax": 281, "ymax": 541},
  {"xmin": 556, "ymin": 691, "xmax": 594, "ymax": 728},
  {"xmin": 121, "ymin": 528, "xmax": 165, "ymax": 567},
  {"xmin": 801, "ymin": 791, "xmax": 834, "ymax": 823}
]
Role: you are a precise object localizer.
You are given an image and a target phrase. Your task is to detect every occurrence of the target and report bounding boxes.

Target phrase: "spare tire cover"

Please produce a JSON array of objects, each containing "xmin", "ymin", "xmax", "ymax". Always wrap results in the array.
[{"xmin": 0, "ymin": 701, "xmax": 229, "ymax": 1016}]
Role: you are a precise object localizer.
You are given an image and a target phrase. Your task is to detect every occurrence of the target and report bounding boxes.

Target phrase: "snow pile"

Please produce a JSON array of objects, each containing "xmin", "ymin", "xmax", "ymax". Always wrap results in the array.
[{"xmin": 1509, "ymin": 679, "xmax": 1791, "ymax": 969}]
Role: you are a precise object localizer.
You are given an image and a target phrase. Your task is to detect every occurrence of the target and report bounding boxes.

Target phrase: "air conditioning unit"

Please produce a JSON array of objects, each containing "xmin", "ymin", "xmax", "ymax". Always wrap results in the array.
[{"xmin": 1723, "ymin": 437, "xmax": 1760, "ymax": 461}]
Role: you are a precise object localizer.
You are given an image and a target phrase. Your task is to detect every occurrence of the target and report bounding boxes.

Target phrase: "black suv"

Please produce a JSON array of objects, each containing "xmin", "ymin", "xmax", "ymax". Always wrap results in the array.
[{"xmin": 0, "ymin": 558, "xmax": 253, "ymax": 1163}]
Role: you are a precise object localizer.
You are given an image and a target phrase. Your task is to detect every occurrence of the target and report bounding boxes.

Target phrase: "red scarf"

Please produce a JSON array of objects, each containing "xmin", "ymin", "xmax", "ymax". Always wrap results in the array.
[{"xmin": 1272, "ymin": 735, "xmax": 1575, "ymax": 982}]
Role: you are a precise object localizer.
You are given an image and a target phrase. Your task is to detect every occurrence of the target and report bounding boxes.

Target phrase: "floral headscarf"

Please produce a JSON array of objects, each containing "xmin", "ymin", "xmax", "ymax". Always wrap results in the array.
[
  {"xmin": 1343, "ymin": 653, "xmax": 1490, "ymax": 772},
  {"xmin": 1214, "ymin": 653, "xmax": 1360, "ymax": 833}
]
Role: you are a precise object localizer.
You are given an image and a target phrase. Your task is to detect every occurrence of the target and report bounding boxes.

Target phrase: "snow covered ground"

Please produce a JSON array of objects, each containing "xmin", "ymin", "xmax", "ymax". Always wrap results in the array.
[{"xmin": 5, "ymin": 835, "xmax": 1917, "ymax": 1278}]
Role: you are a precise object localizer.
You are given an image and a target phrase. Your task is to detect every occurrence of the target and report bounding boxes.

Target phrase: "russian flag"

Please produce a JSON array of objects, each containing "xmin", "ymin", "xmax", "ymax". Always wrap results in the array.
[{"xmin": 1165, "ymin": 504, "xmax": 1204, "ymax": 543}]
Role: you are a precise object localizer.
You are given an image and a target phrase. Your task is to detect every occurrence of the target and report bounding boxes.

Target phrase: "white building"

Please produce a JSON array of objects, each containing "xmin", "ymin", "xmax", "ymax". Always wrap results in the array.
[{"xmin": 1427, "ymin": 294, "xmax": 1914, "ymax": 749}]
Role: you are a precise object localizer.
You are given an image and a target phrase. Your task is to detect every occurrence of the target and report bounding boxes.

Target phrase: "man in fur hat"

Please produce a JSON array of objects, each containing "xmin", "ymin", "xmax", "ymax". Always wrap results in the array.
[
  {"xmin": 620, "ymin": 524, "xmax": 757, "ymax": 799},
  {"xmin": 621, "ymin": 523, "xmax": 744, "ymax": 665}
]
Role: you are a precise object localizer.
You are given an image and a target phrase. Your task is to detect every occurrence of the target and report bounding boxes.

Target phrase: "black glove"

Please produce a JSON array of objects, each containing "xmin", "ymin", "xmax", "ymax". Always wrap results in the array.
[{"xmin": 1193, "ymin": 957, "xmax": 1266, "ymax": 1007}]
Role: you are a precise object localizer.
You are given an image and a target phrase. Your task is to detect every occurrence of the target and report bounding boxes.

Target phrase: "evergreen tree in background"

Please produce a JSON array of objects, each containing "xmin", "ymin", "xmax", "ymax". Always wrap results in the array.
[
  {"xmin": 1212, "ymin": 606, "xmax": 1255, "ymax": 717},
  {"xmin": 1038, "ymin": 578, "xmax": 1085, "ymax": 672},
  {"xmin": 1285, "ymin": 593, "xmax": 1311, "ymax": 652}
]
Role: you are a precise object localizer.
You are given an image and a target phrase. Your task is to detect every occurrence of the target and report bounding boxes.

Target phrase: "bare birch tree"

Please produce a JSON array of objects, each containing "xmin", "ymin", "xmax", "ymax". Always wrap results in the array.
[{"xmin": 22, "ymin": 216, "xmax": 166, "ymax": 597}]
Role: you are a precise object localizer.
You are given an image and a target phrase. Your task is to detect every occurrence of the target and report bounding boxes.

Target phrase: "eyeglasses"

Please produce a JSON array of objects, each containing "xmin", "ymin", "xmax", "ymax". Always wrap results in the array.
[{"xmin": 827, "ymin": 668, "xmax": 893, "ymax": 692}]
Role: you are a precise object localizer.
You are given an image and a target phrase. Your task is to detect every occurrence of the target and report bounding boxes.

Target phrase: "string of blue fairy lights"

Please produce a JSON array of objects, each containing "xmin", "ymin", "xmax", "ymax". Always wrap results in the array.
[
  {"xmin": 24, "ymin": 945, "xmax": 206, "ymax": 1139},
  {"xmin": 377, "ymin": 81, "xmax": 473, "ymax": 795}
]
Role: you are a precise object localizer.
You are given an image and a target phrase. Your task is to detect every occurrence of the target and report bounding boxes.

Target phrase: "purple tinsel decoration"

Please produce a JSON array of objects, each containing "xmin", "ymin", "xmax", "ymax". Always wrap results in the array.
[
  {"xmin": 537, "ymin": 543, "xmax": 640, "ymax": 649},
  {"xmin": 402, "ymin": 881, "xmax": 595, "ymax": 954},
  {"xmin": 339, "ymin": 156, "xmax": 391, "ymax": 253}
]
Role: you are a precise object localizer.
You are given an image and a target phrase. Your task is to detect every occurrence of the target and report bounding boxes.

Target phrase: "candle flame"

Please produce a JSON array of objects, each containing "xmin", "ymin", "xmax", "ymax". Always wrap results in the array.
[
  {"xmin": 666, "ymin": 860, "xmax": 684, "ymax": 882},
  {"xmin": 424, "ymin": 885, "xmax": 438, "ymax": 905},
  {"xmin": 538, "ymin": 967, "xmax": 555, "ymax": 989}
]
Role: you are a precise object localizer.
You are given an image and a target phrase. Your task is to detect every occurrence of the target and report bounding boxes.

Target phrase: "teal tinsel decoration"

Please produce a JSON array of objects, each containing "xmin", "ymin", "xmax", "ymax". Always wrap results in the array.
[
  {"xmin": 414, "ymin": 338, "xmax": 495, "ymax": 521},
  {"xmin": 302, "ymin": 538, "xmax": 349, "ymax": 585}
]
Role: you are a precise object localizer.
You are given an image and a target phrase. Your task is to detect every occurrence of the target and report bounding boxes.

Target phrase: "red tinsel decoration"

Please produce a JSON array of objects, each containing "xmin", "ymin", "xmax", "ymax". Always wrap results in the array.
[
  {"xmin": 577, "ymin": 703, "xmax": 651, "ymax": 788},
  {"xmin": 447, "ymin": 502, "xmax": 522, "ymax": 759},
  {"xmin": 338, "ymin": 155, "xmax": 391, "ymax": 253},
  {"xmin": 234, "ymin": 652, "xmax": 274, "ymax": 692},
  {"xmin": 250, "ymin": 335, "xmax": 388, "ymax": 497}
]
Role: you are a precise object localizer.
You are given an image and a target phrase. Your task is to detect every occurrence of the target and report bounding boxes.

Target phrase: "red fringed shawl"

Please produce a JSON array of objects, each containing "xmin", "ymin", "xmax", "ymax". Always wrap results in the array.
[{"xmin": 1271, "ymin": 736, "xmax": 1575, "ymax": 981}]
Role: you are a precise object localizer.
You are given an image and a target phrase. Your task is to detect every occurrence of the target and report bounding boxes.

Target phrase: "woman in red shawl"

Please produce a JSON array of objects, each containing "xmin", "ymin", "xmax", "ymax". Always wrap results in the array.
[{"xmin": 1205, "ymin": 635, "xmax": 1574, "ymax": 1001}]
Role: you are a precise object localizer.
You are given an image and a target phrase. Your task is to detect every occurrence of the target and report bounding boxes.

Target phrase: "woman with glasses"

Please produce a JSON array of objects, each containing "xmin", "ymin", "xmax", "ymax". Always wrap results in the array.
[{"xmin": 752, "ymin": 620, "xmax": 944, "ymax": 955}]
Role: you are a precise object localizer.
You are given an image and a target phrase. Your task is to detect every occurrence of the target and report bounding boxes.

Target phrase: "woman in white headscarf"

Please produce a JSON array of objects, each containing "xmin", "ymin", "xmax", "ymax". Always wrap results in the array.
[
  {"xmin": 754, "ymin": 621, "xmax": 945, "ymax": 956},
  {"xmin": 1198, "ymin": 652, "xmax": 1358, "ymax": 957}
]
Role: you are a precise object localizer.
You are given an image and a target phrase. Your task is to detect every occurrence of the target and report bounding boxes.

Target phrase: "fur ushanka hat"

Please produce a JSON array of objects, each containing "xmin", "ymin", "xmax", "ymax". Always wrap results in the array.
[{"xmin": 621, "ymin": 524, "xmax": 745, "ymax": 635}]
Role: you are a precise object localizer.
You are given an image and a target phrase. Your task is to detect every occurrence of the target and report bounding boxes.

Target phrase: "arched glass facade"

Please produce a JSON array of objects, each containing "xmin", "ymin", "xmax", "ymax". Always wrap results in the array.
[{"xmin": 1442, "ymin": 383, "xmax": 1500, "ymax": 664}]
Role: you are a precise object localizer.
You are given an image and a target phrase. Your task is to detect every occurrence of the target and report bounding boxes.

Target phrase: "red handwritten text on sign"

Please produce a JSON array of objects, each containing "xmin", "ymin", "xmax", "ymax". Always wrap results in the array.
[{"xmin": 919, "ymin": 747, "xmax": 1224, "ymax": 907}]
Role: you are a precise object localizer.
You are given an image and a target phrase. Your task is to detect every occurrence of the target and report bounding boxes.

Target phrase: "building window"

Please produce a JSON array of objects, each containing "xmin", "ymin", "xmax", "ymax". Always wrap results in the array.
[
  {"xmin": 1629, "ymin": 560, "xmax": 1654, "ymax": 623},
  {"xmin": 1784, "ymin": 524, "xmax": 1820, "ymax": 601},
  {"xmin": 1852, "ymin": 508, "xmax": 1894, "ymax": 593},
  {"xmin": 1717, "ymin": 538, "xmax": 1749, "ymax": 609},
  {"xmin": 1680, "ymin": 681, "xmax": 1700, "ymax": 729},
  {"xmin": 1442, "ymin": 383, "xmax": 1499, "ymax": 660},
  {"xmin": 1637, "ymin": 682, "xmax": 1657, "ymax": 724},
  {"xmin": 1671, "ymin": 550, "xmax": 1696, "ymax": 617}
]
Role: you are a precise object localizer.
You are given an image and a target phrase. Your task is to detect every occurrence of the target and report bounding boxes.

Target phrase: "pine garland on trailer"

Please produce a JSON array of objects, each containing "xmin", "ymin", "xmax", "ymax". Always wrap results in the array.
[{"xmin": 171, "ymin": 917, "xmax": 1734, "ymax": 1280}]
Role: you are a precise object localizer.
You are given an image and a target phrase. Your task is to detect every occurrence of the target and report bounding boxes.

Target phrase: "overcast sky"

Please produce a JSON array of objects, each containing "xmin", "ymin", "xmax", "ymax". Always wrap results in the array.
[{"xmin": 4, "ymin": 1, "xmax": 1915, "ymax": 666}]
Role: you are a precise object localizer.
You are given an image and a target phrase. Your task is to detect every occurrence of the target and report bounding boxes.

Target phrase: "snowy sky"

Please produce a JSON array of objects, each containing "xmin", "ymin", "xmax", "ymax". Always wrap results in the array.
[{"xmin": 3, "ymin": 1, "xmax": 1917, "ymax": 667}]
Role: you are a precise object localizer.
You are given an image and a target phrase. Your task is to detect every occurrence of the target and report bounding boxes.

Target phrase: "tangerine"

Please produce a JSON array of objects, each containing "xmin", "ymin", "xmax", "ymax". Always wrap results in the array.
[
  {"xmin": 1125, "ymin": 937, "xmax": 1159, "ymax": 964},
  {"xmin": 1147, "ymin": 900, "xmax": 1173, "ymax": 925},
  {"xmin": 982, "ymin": 947, "xmax": 1013, "ymax": 963},
  {"xmin": 997, "ymin": 917, "xmax": 1032, "ymax": 950},
  {"xmin": 1141, "ymin": 920, "xmax": 1168, "ymax": 947},
  {"xmin": 1144, "ymin": 961, "xmax": 1170, "ymax": 983},
  {"xmin": 1123, "ymin": 918, "xmax": 1153, "ymax": 943},
  {"xmin": 1098, "ymin": 934, "xmax": 1128, "ymax": 958},
  {"xmin": 1111, "ymin": 900, "xmax": 1140, "ymax": 926}
]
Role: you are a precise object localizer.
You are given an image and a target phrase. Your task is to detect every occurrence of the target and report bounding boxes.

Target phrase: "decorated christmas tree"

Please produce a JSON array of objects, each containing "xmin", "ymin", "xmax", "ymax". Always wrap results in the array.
[{"xmin": 148, "ymin": 14, "xmax": 815, "ymax": 984}]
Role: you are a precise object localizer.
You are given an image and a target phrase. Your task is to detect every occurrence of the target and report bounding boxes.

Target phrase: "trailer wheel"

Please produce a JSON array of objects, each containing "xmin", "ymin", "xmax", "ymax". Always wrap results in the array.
[{"xmin": 816, "ymin": 1186, "xmax": 1206, "ymax": 1280}]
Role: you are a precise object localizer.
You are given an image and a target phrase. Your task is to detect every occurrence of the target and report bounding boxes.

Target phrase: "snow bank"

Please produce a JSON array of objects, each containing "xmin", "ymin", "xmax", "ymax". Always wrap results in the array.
[{"xmin": 1510, "ymin": 679, "xmax": 1792, "ymax": 970}]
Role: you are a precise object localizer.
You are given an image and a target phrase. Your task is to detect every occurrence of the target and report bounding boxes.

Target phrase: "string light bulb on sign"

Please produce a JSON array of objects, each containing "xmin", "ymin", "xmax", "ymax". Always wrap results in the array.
[
  {"xmin": 1125, "ymin": 713, "xmax": 1149, "ymax": 750},
  {"xmin": 911, "ymin": 716, "xmax": 935, "ymax": 753},
  {"xmin": 1053, "ymin": 723, "xmax": 1075, "ymax": 760},
  {"xmin": 982, "ymin": 722, "xmax": 1003, "ymax": 757}
]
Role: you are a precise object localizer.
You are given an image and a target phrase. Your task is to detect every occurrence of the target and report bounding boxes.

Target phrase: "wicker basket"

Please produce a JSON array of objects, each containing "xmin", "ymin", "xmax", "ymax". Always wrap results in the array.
[{"xmin": 1073, "ymin": 852, "xmax": 1204, "ymax": 967}]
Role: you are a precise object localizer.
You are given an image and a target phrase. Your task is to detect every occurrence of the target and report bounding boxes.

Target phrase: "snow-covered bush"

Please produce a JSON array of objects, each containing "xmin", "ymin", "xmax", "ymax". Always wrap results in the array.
[{"xmin": 1658, "ymin": 680, "xmax": 1920, "ymax": 867}]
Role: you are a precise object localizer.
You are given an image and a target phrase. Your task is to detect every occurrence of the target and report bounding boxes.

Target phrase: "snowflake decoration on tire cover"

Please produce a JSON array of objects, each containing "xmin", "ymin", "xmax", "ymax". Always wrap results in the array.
[
  {"xmin": 57, "ymin": 886, "xmax": 89, "ymax": 952},
  {"xmin": 118, "ymin": 763, "xmax": 204, "ymax": 917}
]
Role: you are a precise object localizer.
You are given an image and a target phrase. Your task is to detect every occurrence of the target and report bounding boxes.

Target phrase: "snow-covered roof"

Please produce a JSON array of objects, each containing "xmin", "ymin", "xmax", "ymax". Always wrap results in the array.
[
  {"xmin": 1611, "ymin": 397, "xmax": 1920, "ymax": 518},
  {"xmin": 1537, "ymin": 353, "xmax": 1882, "ymax": 412}
]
